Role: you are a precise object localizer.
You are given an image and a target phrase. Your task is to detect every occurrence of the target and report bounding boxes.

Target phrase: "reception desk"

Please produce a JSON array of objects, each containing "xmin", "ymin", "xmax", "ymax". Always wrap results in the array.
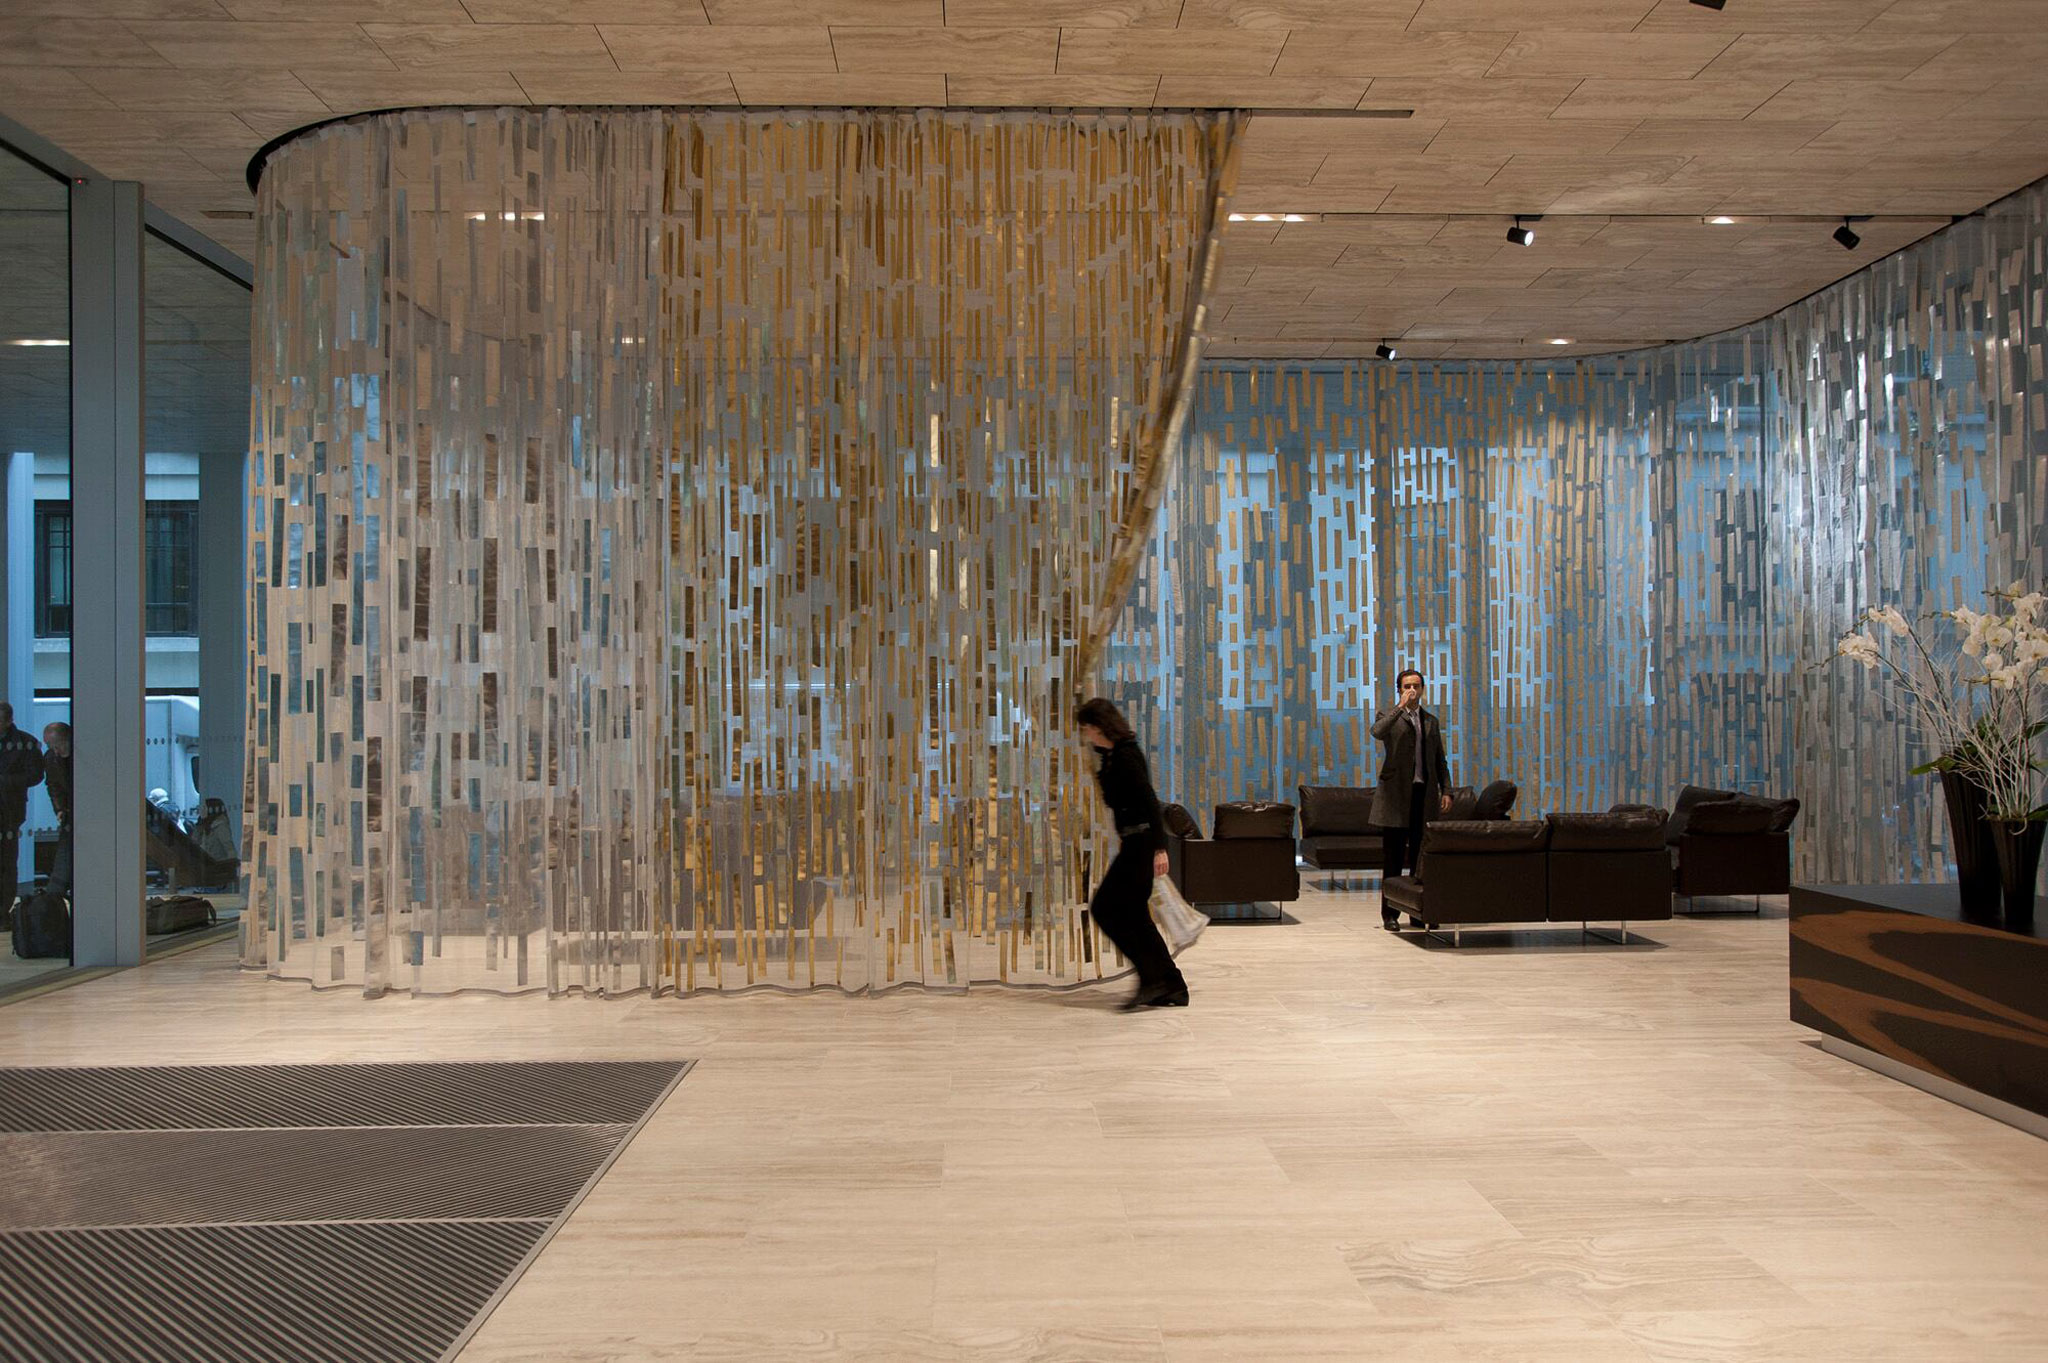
[{"xmin": 1789, "ymin": 883, "xmax": 2048, "ymax": 1136}]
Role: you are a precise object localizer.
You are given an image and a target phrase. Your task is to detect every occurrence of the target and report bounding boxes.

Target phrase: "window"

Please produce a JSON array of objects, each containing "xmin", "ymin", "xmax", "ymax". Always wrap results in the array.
[
  {"xmin": 36, "ymin": 502, "xmax": 70, "ymax": 637},
  {"xmin": 36, "ymin": 499, "xmax": 198, "ymax": 637},
  {"xmin": 144, "ymin": 499, "xmax": 198, "ymax": 635}
]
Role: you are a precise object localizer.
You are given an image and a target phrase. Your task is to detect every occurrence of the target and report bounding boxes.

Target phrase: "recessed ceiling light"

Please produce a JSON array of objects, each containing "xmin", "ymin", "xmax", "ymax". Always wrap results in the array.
[
  {"xmin": 5, "ymin": 339, "xmax": 68, "ymax": 347},
  {"xmin": 467, "ymin": 211, "xmax": 545, "ymax": 222},
  {"xmin": 1706, "ymin": 215, "xmax": 1737, "ymax": 225},
  {"xmin": 1548, "ymin": 338, "xmax": 1572, "ymax": 346}
]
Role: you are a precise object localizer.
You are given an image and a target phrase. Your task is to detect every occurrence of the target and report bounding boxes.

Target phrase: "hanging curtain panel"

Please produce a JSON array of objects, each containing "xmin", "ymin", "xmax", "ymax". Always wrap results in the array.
[
  {"xmin": 244, "ymin": 107, "xmax": 1239, "ymax": 997},
  {"xmin": 1106, "ymin": 178, "xmax": 2048, "ymax": 890}
]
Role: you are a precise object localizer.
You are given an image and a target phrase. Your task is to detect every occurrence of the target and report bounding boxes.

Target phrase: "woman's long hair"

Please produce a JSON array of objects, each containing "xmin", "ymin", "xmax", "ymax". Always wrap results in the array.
[{"xmin": 1073, "ymin": 696, "xmax": 1136, "ymax": 743}]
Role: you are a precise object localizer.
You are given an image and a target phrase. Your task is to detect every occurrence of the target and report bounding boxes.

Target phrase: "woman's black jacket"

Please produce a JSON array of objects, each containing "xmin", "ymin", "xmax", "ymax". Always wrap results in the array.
[{"xmin": 1092, "ymin": 738, "xmax": 1166, "ymax": 855}]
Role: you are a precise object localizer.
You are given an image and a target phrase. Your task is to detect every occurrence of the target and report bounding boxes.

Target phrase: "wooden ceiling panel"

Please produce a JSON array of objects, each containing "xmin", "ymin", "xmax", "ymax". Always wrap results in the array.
[
  {"xmin": 832, "ymin": 27, "xmax": 1058, "ymax": 76},
  {"xmin": 949, "ymin": 75, "xmax": 1161, "ymax": 106},
  {"xmin": 4, "ymin": 0, "xmax": 2041, "ymax": 359}
]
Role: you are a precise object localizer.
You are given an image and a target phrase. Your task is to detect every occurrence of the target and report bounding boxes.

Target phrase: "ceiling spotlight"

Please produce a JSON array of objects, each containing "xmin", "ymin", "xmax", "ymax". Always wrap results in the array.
[
  {"xmin": 1506, "ymin": 215, "xmax": 1536, "ymax": 246},
  {"xmin": 1690, "ymin": 0, "xmax": 1727, "ymax": 9},
  {"xmin": 1833, "ymin": 219, "xmax": 1861, "ymax": 250},
  {"xmin": 1375, "ymin": 342, "xmax": 1398, "ymax": 360}
]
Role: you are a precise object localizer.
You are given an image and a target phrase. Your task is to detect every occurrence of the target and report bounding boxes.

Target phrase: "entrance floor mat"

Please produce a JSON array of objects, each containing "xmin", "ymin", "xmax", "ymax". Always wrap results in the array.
[{"xmin": 0, "ymin": 1059, "xmax": 691, "ymax": 1362}]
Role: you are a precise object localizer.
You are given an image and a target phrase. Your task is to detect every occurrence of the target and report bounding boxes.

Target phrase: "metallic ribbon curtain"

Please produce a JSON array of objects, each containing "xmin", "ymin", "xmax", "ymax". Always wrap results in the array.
[
  {"xmin": 1108, "ymin": 176, "xmax": 2048, "ymax": 889},
  {"xmin": 243, "ymin": 107, "xmax": 1239, "ymax": 996}
]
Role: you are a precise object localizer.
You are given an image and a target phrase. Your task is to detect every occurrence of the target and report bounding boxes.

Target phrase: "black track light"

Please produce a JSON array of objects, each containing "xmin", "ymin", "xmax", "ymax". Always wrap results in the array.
[
  {"xmin": 1506, "ymin": 215, "xmax": 1536, "ymax": 246},
  {"xmin": 1833, "ymin": 219, "xmax": 1861, "ymax": 251},
  {"xmin": 1689, "ymin": 0, "xmax": 1726, "ymax": 10},
  {"xmin": 1375, "ymin": 342, "xmax": 1398, "ymax": 360}
]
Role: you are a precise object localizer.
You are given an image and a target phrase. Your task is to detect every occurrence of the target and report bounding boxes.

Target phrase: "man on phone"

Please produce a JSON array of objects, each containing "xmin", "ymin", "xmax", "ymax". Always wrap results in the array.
[{"xmin": 1369, "ymin": 668, "xmax": 1451, "ymax": 929}]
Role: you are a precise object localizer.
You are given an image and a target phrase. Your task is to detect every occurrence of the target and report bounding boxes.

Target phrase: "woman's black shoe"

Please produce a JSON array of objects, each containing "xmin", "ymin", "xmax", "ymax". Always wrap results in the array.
[
  {"xmin": 1145, "ymin": 988, "xmax": 1190, "ymax": 1007},
  {"xmin": 1121, "ymin": 983, "xmax": 1189, "ymax": 1010}
]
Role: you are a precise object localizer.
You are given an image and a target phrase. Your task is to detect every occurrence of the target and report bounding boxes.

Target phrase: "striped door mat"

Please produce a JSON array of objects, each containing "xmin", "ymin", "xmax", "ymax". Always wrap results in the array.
[{"xmin": 0, "ymin": 1059, "xmax": 691, "ymax": 1362}]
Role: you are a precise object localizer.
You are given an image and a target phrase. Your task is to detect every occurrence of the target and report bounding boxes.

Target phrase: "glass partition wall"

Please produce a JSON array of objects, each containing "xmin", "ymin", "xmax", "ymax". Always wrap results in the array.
[
  {"xmin": 141, "ymin": 232, "xmax": 248, "ymax": 951},
  {"xmin": 0, "ymin": 141, "xmax": 74, "ymax": 986}
]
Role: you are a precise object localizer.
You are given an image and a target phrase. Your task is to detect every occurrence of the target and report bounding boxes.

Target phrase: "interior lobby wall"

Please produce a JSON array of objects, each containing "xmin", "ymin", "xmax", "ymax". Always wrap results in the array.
[
  {"xmin": 1116, "ymin": 177, "xmax": 2048, "ymax": 886},
  {"xmin": 243, "ymin": 107, "xmax": 1237, "ymax": 997}
]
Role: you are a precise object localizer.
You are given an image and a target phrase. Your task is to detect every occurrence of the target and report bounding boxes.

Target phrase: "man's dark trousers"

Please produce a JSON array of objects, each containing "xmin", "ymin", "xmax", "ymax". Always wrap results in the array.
[{"xmin": 1380, "ymin": 785, "xmax": 1427, "ymax": 926}]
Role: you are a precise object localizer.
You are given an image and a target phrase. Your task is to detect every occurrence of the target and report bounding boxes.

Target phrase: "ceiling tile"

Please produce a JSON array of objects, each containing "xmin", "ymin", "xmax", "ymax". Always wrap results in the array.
[
  {"xmin": 832, "ymin": 27, "xmax": 1059, "ymax": 75},
  {"xmin": 1312, "ymin": 155, "xmax": 1503, "ymax": 189},
  {"xmin": 1056, "ymin": 28, "xmax": 1290, "ymax": 75},
  {"xmin": 1176, "ymin": 1, "xmax": 1422, "ymax": 27},
  {"xmin": 222, "ymin": 0, "xmax": 468, "ymax": 17},
  {"xmin": 1634, "ymin": 0, "xmax": 1893, "ymax": 31},
  {"xmin": 1485, "ymin": 33, "xmax": 1734, "ymax": 79},
  {"xmin": 1899, "ymin": 33, "xmax": 2048, "ymax": 85},
  {"xmin": 363, "ymin": 24, "xmax": 618, "ymax": 71},
  {"xmin": 945, "ymin": 0, "xmax": 1180, "ymax": 24},
  {"xmin": 1423, "ymin": 120, "xmax": 1642, "ymax": 157},
  {"xmin": 74, "ymin": 67, "xmax": 328, "ymax": 111},
  {"xmin": 128, "ymin": 21, "xmax": 393, "ymax": 68},
  {"xmin": 732, "ymin": 73, "xmax": 945, "ymax": 104},
  {"xmin": 235, "ymin": 108, "xmax": 326, "ymax": 138},
  {"xmin": 0, "ymin": 0, "xmax": 227, "ymax": 14},
  {"xmin": 466, "ymin": 0, "xmax": 710, "ymax": 20},
  {"xmin": 597, "ymin": 24, "xmax": 836, "ymax": 71},
  {"xmin": 1614, "ymin": 120, "xmax": 1831, "ymax": 157},
  {"xmin": 1696, "ymin": 32, "xmax": 1958, "ymax": 82},
  {"xmin": 1356, "ymin": 77, "xmax": 1579, "ymax": 120},
  {"xmin": 296, "ymin": 69, "xmax": 531, "ymax": 111},
  {"xmin": 18, "ymin": 109, "xmax": 269, "ymax": 149},
  {"xmin": 1743, "ymin": 77, "xmax": 1973, "ymax": 122},
  {"xmin": 949, "ymin": 75, "xmax": 1160, "ymax": 106},
  {"xmin": 1553, "ymin": 78, "xmax": 1788, "ymax": 121},
  {"xmin": 1865, "ymin": 0, "xmax": 2048, "ymax": 29},
  {"xmin": 1153, "ymin": 76, "xmax": 1367, "ymax": 108},
  {"xmin": 0, "ymin": 20, "xmax": 172, "ymax": 66},
  {"xmin": 1410, "ymin": 0, "xmax": 1655, "ymax": 31},
  {"xmin": 1274, "ymin": 28, "xmax": 1514, "ymax": 78},
  {"xmin": 703, "ymin": 0, "xmax": 940, "ymax": 22},
  {"xmin": 512, "ymin": 70, "xmax": 736, "ymax": 103},
  {"xmin": 0, "ymin": 69, "xmax": 120, "ymax": 110}
]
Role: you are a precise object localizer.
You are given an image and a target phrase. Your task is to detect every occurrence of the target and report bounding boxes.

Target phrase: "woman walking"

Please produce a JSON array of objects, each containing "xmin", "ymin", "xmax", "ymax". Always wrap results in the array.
[{"xmin": 1075, "ymin": 697, "xmax": 1189, "ymax": 1009}]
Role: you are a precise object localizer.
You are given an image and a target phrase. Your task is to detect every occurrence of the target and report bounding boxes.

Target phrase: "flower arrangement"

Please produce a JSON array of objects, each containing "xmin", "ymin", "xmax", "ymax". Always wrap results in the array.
[{"xmin": 1833, "ymin": 585, "xmax": 2048, "ymax": 823}]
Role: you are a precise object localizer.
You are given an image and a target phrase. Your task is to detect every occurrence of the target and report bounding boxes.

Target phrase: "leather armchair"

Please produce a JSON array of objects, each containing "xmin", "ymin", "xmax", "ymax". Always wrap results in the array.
[
  {"xmin": 1673, "ymin": 795, "xmax": 1799, "ymax": 904},
  {"xmin": 1382, "ymin": 820, "xmax": 1552, "ymax": 935},
  {"xmin": 1165, "ymin": 801, "xmax": 1301, "ymax": 911},
  {"xmin": 1546, "ymin": 810, "xmax": 1671, "ymax": 930},
  {"xmin": 1297, "ymin": 785, "xmax": 1387, "ymax": 873}
]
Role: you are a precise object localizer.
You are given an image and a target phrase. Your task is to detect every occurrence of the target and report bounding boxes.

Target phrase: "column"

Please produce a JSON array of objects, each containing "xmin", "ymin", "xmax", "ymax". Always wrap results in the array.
[{"xmin": 69, "ymin": 177, "xmax": 146, "ymax": 968}]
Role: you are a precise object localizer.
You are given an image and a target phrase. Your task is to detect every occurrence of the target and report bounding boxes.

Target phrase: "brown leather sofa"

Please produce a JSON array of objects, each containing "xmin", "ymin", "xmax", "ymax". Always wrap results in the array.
[
  {"xmin": 1297, "ymin": 780, "xmax": 1518, "ymax": 884},
  {"xmin": 1615, "ymin": 784, "xmax": 1801, "ymax": 912},
  {"xmin": 1163, "ymin": 801, "xmax": 1301, "ymax": 915},
  {"xmin": 1380, "ymin": 808, "xmax": 1671, "ymax": 945}
]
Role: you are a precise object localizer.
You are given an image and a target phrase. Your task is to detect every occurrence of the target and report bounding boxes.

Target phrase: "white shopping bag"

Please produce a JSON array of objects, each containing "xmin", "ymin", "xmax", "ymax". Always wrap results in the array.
[{"xmin": 1150, "ymin": 874, "xmax": 1207, "ymax": 954}]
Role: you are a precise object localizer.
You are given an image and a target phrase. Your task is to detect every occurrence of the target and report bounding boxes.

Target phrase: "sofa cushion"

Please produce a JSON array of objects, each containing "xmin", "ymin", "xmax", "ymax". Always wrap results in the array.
[
  {"xmin": 1298, "ymin": 785, "xmax": 1376, "ymax": 837},
  {"xmin": 1686, "ymin": 799, "xmax": 1775, "ymax": 835},
  {"xmin": 1214, "ymin": 801, "xmax": 1296, "ymax": 840},
  {"xmin": 1420, "ymin": 819, "xmax": 1550, "ymax": 855},
  {"xmin": 1303, "ymin": 835, "xmax": 1383, "ymax": 859},
  {"xmin": 1668, "ymin": 784, "xmax": 1738, "ymax": 843},
  {"xmin": 1162, "ymin": 803, "xmax": 1200, "ymax": 840},
  {"xmin": 1739, "ymin": 794, "xmax": 1801, "ymax": 833},
  {"xmin": 1442, "ymin": 785, "xmax": 1479, "ymax": 820},
  {"xmin": 1474, "ymin": 780, "xmax": 1519, "ymax": 820},
  {"xmin": 1608, "ymin": 802, "xmax": 1662, "ymax": 817},
  {"xmin": 1546, "ymin": 810, "xmax": 1668, "ymax": 850}
]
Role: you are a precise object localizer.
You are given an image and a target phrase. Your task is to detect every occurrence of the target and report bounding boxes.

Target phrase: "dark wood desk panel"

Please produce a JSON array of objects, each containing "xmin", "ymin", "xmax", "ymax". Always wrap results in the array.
[{"xmin": 1790, "ymin": 884, "xmax": 2048, "ymax": 1123}]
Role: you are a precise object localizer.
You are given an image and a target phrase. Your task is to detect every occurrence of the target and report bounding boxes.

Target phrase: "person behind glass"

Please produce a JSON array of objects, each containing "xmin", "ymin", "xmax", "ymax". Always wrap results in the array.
[
  {"xmin": 41, "ymin": 723, "xmax": 71, "ymax": 898},
  {"xmin": 0, "ymin": 703, "xmax": 44, "ymax": 926},
  {"xmin": 1370, "ymin": 668, "xmax": 1450, "ymax": 930},
  {"xmin": 1075, "ymin": 697, "xmax": 1189, "ymax": 1009}
]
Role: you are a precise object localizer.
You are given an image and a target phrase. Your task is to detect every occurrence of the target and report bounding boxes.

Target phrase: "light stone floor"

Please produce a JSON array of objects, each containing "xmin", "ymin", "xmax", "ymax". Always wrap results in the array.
[{"xmin": 2, "ymin": 887, "xmax": 2045, "ymax": 1361}]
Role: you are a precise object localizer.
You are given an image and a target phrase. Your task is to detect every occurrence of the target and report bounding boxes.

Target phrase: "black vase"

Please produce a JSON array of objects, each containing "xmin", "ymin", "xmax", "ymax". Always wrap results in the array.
[
  {"xmin": 1989, "ymin": 819, "xmax": 2046, "ymax": 932},
  {"xmin": 1940, "ymin": 771, "xmax": 2002, "ymax": 922}
]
